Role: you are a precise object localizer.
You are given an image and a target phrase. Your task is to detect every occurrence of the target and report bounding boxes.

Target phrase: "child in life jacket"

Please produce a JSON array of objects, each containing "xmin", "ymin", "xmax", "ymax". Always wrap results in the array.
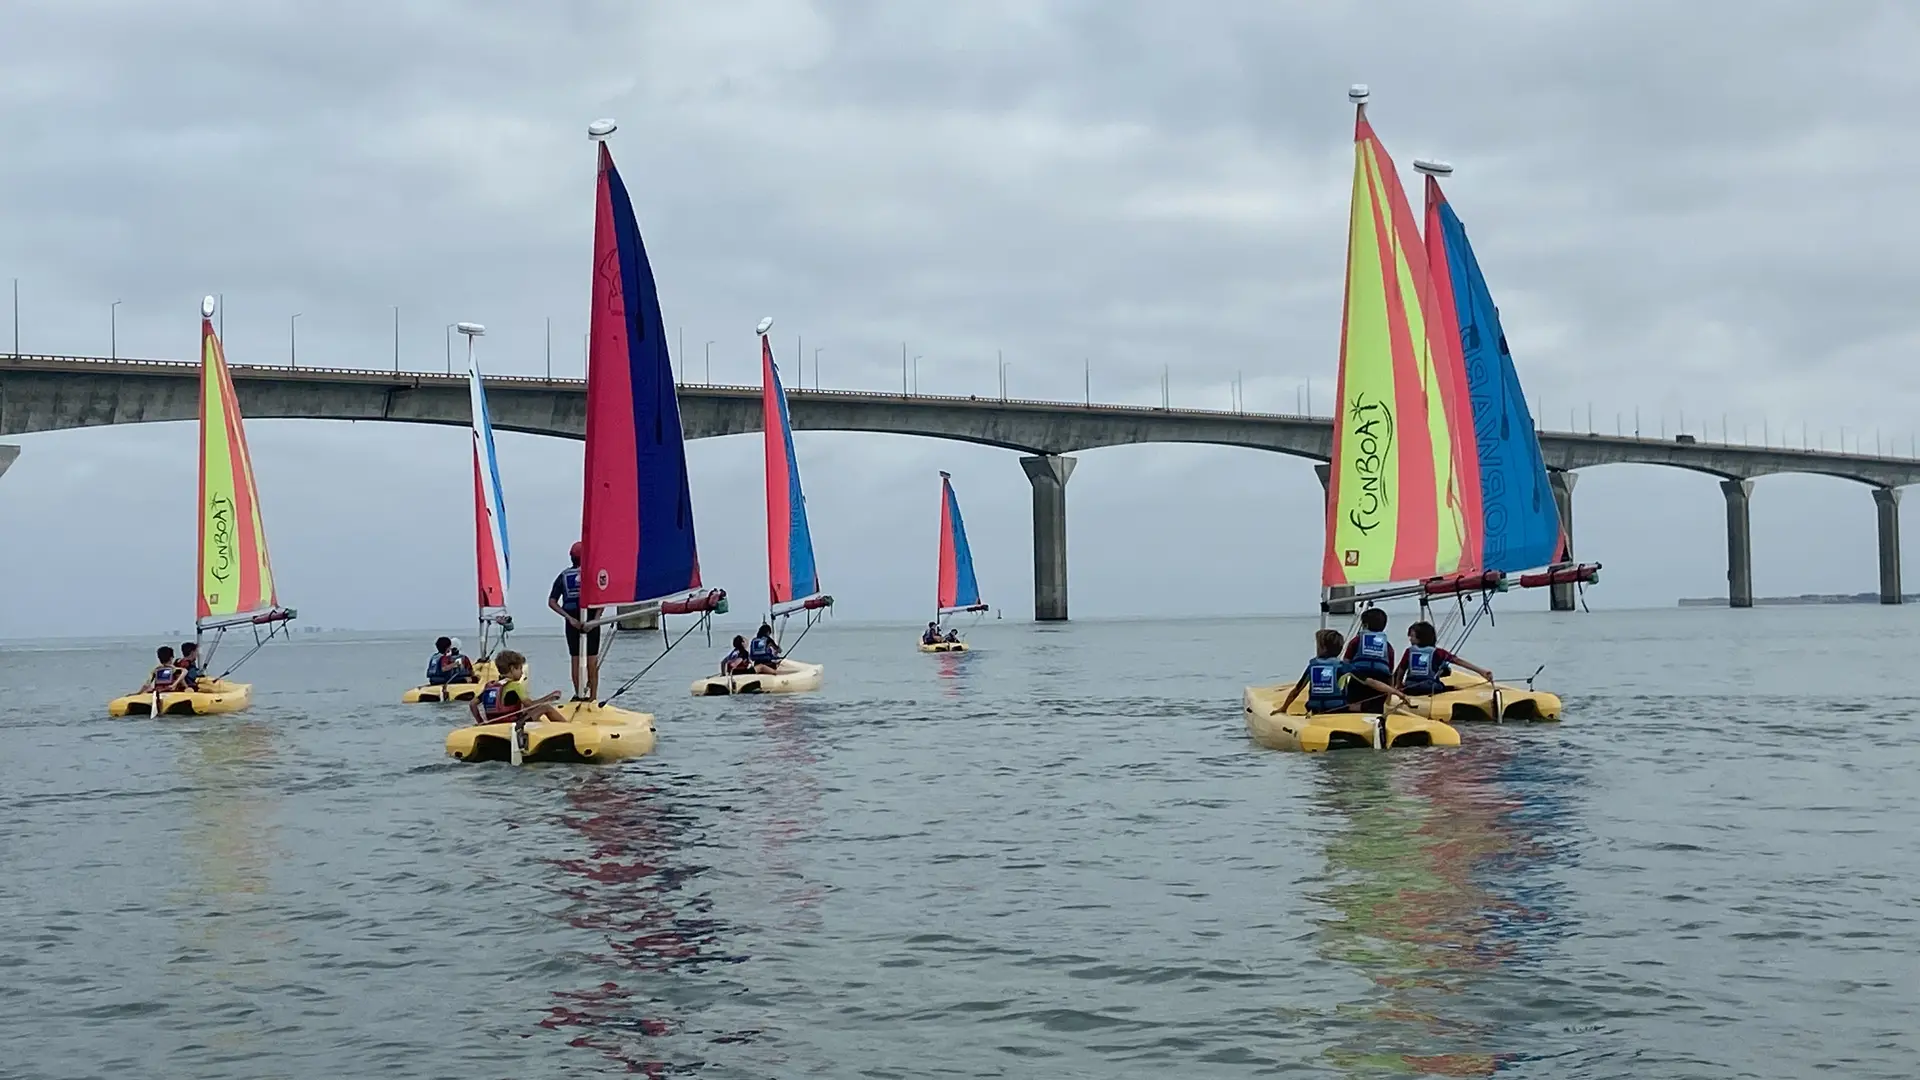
[
  {"xmin": 468, "ymin": 650, "xmax": 567, "ymax": 727},
  {"xmin": 1394, "ymin": 621, "xmax": 1494, "ymax": 696},
  {"xmin": 1282, "ymin": 628, "xmax": 1410, "ymax": 715},
  {"xmin": 1342, "ymin": 607, "xmax": 1396, "ymax": 712},
  {"xmin": 720, "ymin": 636, "xmax": 753, "ymax": 675},
  {"xmin": 140, "ymin": 646, "xmax": 189, "ymax": 694}
]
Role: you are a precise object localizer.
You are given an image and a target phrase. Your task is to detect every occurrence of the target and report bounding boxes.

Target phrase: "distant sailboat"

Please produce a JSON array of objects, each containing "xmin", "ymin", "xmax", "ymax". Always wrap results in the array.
[
  {"xmin": 404, "ymin": 322, "xmax": 513, "ymax": 704},
  {"xmin": 110, "ymin": 296, "xmax": 295, "ymax": 717},
  {"xmin": 922, "ymin": 471, "xmax": 987, "ymax": 652},
  {"xmin": 690, "ymin": 320, "xmax": 828, "ymax": 696},
  {"xmin": 449, "ymin": 118, "xmax": 721, "ymax": 764}
]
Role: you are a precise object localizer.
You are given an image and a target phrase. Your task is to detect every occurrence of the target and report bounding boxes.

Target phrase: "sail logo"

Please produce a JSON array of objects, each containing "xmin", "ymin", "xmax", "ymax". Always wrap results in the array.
[
  {"xmin": 207, "ymin": 493, "xmax": 236, "ymax": 583},
  {"xmin": 1344, "ymin": 394, "xmax": 1394, "ymax": 535},
  {"xmin": 596, "ymin": 569, "xmax": 609, "ymax": 590},
  {"xmin": 1344, "ymin": 549, "xmax": 1361, "ymax": 566}
]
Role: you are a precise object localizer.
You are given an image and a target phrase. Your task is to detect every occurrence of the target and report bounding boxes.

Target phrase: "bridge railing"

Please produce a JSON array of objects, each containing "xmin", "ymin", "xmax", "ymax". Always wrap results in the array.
[
  {"xmin": 6, "ymin": 352, "xmax": 1914, "ymax": 462},
  {"xmin": 2, "ymin": 351, "xmax": 1325, "ymax": 423}
]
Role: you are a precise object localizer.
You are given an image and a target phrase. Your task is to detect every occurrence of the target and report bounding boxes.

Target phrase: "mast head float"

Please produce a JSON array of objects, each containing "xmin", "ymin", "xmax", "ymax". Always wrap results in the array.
[
  {"xmin": 456, "ymin": 321, "xmax": 486, "ymax": 337},
  {"xmin": 201, "ymin": 295, "xmax": 217, "ymax": 319},
  {"xmin": 587, "ymin": 118, "xmax": 618, "ymax": 141},
  {"xmin": 1348, "ymin": 84, "xmax": 1370, "ymax": 104},
  {"xmin": 755, "ymin": 316, "xmax": 774, "ymax": 336},
  {"xmin": 1413, "ymin": 159, "xmax": 1454, "ymax": 177}
]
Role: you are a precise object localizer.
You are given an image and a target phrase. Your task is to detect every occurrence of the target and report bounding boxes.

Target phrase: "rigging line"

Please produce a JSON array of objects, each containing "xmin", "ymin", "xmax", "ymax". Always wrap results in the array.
[
  {"xmin": 212, "ymin": 618, "xmax": 292, "ymax": 680},
  {"xmin": 605, "ymin": 611, "xmax": 711, "ymax": 704}
]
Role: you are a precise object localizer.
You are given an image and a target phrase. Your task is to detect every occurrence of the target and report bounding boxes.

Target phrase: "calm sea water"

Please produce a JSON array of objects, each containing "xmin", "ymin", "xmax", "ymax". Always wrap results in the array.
[{"xmin": 4, "ymin": 607, "xmax": 1917, "ymax": 1078}]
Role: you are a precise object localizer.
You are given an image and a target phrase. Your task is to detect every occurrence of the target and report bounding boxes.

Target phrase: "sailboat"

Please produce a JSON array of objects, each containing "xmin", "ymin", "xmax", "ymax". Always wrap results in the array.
[
  {"xmin": 690, "ymin": 319, "xmax": 829, "ymax": 696},
  {"xmin": 109, "ymin": 296, "xmax": 296, "ymax": 717},
  {"xmin": 447, "ymin": 118, "xmax": 724, "ymax": 764},
  {"xmin": 1410, "ymin": 161, "xmax": 1600, "ymax": 724},
  {"xmin": 921, "ymin": 471, "xmax": 988, "ymax": 652},
  {"xmin": 403, "ymin": 322, "xmax": 515, "ymax": 703},
  {"xmin": 1242, "ymin": 88, "xmax": 1468, "ymax": 752}
]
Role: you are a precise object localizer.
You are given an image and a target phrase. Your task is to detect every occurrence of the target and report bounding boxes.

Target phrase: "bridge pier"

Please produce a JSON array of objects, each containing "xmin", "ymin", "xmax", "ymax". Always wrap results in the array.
[
  {"xmin": 1020, "ymin": 454, "xmax": 1076, "ymax": 621},
  {"xmin": 1721, "ymin": 479, "xmax": 1754, "ymax": 608},
  {"xmin": 1874, "ymin": 487, "xmax": 1902, "ymax": 604},
  {"xmin": 1314, "ymin": 464, "xmax": 1356, "ymax": 616},
  {"xmin": 1548, "ymin": 470, "xmax": 1578, "ymax": 612}
]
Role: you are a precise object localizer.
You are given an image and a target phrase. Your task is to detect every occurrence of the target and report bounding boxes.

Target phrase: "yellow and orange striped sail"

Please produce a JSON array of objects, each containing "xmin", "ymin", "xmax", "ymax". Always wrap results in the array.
[
  {"xmin": 196, "ymin": 318, "xmax": 279, "ymax": 622},
  {"xmin": 1323, "ymin": 104, "xmax": 1475, "ymax": 588}
]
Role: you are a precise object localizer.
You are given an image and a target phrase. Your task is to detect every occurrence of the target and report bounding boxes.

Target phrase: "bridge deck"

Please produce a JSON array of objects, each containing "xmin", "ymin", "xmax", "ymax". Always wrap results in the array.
[{"xmin": 4, "ymin": 353, "xmax": 1917, "ymax": 487}]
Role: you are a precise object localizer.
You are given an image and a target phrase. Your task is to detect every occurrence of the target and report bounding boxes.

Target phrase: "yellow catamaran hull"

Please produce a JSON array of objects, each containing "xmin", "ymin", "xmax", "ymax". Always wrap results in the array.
[
  {"xmin": 109, "ymin": 678, "xmax": 252, "ymax": 718},
  {"xmin": 445, "ymin": 699, "xmax": 655, "ymax": 764},
  {"xmin": 918, "ymin": 641, "xmax": 967, "ymax": 653},
  {"xmin": 1242, "ymin": 684, "xmax": 1461, "ymax": 752},
  {"xmin": 1413, "ymin": 671, "xmax": 1563, "ymax": 723}
]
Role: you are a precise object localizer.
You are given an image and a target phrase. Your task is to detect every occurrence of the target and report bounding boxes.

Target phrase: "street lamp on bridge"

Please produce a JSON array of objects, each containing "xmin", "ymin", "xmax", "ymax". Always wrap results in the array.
[
  {"xmin": 110, "ymin": 300, "xmax": 121, "ymax": 359},
  {"xmin": 290, "ymin": 312, "xmax": 302, "ymax": 367}
]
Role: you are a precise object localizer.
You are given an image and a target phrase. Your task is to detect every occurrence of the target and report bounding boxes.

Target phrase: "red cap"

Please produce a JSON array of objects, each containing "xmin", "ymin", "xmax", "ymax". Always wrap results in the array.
[{"xmin": 569, "ymin": 540, "xmax": 584, "ymax": 562}]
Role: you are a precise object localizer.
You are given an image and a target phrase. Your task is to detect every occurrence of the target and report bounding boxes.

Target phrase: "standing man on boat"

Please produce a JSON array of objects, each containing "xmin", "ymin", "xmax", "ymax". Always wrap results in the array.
[{"xmin": 550, "ymin": 541, "xmax": 602, "ymax": 702}]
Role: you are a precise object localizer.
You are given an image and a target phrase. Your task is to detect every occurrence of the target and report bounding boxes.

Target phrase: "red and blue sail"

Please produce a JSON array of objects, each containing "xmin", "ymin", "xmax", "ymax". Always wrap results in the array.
[
  {"xmin": 469, "ymin": 349, "xmax": 510, "ymax": 611},
  {"xmin": 580, "ymin": 141, "xmax": 704, "ymax": 608},
  {"xmin": 937, "ymin": 472, "xmax": 985, "ymax": 614},
  {"xmin": 1423, "ymin": 176, "xmax": 1562, "ymax": 575},
  {"xmin": 762, "ymin": 333, "xmax": 820, "ymax": 608}
]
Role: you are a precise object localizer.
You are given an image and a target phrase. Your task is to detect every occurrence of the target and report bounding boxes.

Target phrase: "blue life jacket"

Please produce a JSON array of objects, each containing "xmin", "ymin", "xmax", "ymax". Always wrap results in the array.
[
  {"xmin": 181, "ymin": 662, "xmax": 202, "ymax": 688},
  {"xmin": 1403, "ymin": 645, "xmax": 1451, "ymax": 695},
  {"xmin": 749, "ymin": 635, "xmax": 779, "ymax": 664},
  {"xmin": 1349, "ymin": 631, "xmax": 1393, "ymax": 679},
  {"xmin": 151, "ymin": 664, "xmax": 179, "ymax": 687},
  {"xmin": 477, "ymin": 679, "xmax": 516, "ymax": 719},
  {"xmin": 559, "ymin": 567, "xmax": 582, "ymax": 613},
  {"xmin": 427, "ymin": 653, "xmax": 452, "ymax": 683},
  {"xmin": 1305, "ymin": 657, "xmax": 1347, "ymax": 712}
]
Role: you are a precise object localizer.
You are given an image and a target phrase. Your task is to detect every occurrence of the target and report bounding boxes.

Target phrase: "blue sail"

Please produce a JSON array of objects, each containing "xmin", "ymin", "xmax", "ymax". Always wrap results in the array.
[{"xmin": 1428, "ymin": 187, "xmax": 1562, "ymax": 574}]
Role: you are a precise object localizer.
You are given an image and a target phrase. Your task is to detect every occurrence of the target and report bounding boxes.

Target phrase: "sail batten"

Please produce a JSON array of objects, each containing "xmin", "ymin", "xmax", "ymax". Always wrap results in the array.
[
  {"xmin": 196, "ymin": 318, "xmax": 278, "ymax": 623},
  {"xmin": 469, "ymin": 353, "xmax": 510, "ymax": 610},
  {"xmin": 1424, "ymin": 176, "xmax": 1562, "ymax": 574},
  {"xmin": 937, "ymin": 472, "xmax": 984, "ymax": 614},
  {"xmin": 1323, "ymin": 108, "xmax": 1473, "ymax": 589},
  {"xmin": 762, "ymin": 334, "xmax": 820, "ymax": 606},
  {"xmin": 580, "ymin": 140, "xmax": 703, "ymax": 609}
]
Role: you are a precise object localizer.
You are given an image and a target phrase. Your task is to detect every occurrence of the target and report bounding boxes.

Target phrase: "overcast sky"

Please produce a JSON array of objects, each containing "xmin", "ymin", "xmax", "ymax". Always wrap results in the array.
[{"xmin": 3, "ymin": 0, "xmax": 1919, "ymax": 637}]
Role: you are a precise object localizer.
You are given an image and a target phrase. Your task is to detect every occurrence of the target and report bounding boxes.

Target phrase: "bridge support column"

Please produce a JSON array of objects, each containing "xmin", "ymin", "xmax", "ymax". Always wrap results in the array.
[
  {"xmin": 1874, "ymin": 487, "xmax": 1902, "ymax": 604},
  {"xmin": 1314, "ymin": 464, "xmax": 1355, "ymax": 616},
  {"xmin": 1020, "ymin": 454, "xmax": 1076, "ymax": 621},
  {"xmin": 1722, "ymin": 479, "xmax": 1754, "ymax": 608},
  {"xmin": 0, "ymin": 445, "xmax": 17, "ymax": 482},
  {"xmin": 1549, "ymin": 470, "xmax": 1578, "ymax": 612}
]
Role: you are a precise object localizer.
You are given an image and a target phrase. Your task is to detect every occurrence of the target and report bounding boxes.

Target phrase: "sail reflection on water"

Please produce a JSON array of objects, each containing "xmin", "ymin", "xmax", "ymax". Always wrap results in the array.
[
  {"xmin": 170, "ymin": 720, "xmax": 284, "ymax": 1064},
  {"xmin": 1307, "ymin": 742, "xmax": 1577, "ymax": 1075},
  {"xmin": 750, "ymin": 699, "xmax": 827, "ymax": 926},
  {"xmin": 541, "ymin": 775, "xmax": 751, "ymax": 1074}
]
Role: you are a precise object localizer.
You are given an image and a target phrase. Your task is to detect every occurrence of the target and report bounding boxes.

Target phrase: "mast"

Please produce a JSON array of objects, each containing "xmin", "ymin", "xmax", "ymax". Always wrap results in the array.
[{"xmin": 577, "ymin": 119, "xmax": 720, "ymax": 627}]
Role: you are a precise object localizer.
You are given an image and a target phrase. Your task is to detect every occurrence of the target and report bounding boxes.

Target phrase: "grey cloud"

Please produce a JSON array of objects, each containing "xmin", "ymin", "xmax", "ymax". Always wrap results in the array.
[{"xmin": 2, "ymin": 1, "xmax": 1915, "ymax": 637}]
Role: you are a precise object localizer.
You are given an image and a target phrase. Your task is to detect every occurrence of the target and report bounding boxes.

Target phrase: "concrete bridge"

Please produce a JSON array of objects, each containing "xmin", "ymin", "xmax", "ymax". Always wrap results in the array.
[{"xmin": 4, "ymin": 352, "xmax": 1916, "ymax": 617}]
